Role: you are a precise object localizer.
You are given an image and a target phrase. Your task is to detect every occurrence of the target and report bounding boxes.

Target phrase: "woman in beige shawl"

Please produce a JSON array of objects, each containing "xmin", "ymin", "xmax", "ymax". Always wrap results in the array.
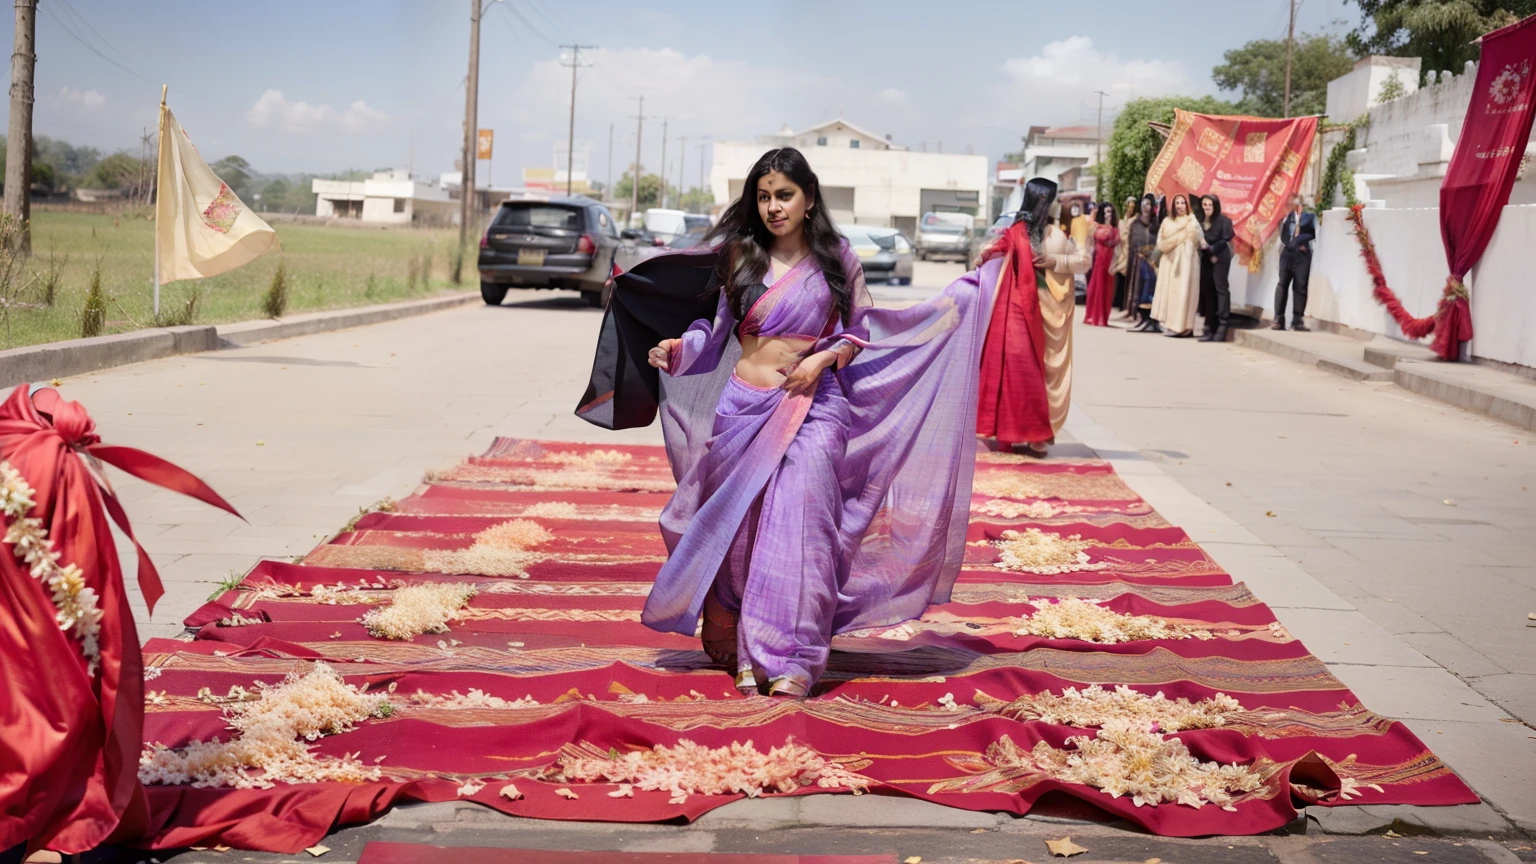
[
  {"xmin": 1150, "ymin": 193, "xmax": 1202, "ymax": 338},
  {"xmin": 1024, "ymin": 202, "xmax": 1091, "ymax": 448}
]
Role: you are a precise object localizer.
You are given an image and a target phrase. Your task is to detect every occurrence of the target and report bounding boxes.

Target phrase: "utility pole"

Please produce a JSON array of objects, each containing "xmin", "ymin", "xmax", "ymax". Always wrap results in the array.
[
  {"xmin": 1283, "ymin": 0, "xmax": 1297, "ymax": 117},
  {"xmin": 5, "ymin": 0, "xmax": 37, "ymax": 253},
  {"xmin": 698, "ymin": 138, "xmax": 709, "ymax": 211},
  {"xmin": 606, "ymin": 122, "xmax": 614, "ymax": 201},
  {"xmin": 677, "ymin": 135, "xmax": 687, "ymax": 212},
  {"xmin": 658, "ymin": 118, "xmax": 669, "ymax": 208},
  {"xmin": 560, "ymin": 44, "xmax": 596, "ymax": 196},
  {"xmin": 458, "ymin": 0, "xmax": 482, "ymax": 257},
  {"xmin": 629, "ymin": 95, "xmax": 644, "ymax": 226},
  {"xmin": 1093, "ymin": 90, "xmax": 1108, "ymax": 199}
]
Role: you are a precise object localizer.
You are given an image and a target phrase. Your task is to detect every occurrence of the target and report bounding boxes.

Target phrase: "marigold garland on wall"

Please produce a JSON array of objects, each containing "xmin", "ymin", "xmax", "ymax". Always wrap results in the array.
[
  {"xmin": 1346, "ymin": 204, "xmax": 1467, "ymax": 360},
  {"xmin": 1, "ymin": 461, "xmax": 104, "ymax": 673}
]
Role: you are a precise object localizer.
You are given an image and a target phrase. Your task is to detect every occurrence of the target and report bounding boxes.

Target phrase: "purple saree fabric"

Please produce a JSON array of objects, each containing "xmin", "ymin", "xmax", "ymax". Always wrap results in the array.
[{"xmin": 642, "ymin": 240, "xmax": 1002, "ymax": 688}]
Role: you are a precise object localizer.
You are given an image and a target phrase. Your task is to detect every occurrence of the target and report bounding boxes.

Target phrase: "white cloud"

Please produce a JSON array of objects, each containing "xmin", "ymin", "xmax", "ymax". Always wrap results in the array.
[
  {"xmin": 246, "ymin": 89, "xmax": 387, "ymax": 133},
  {"xmin": 992, "ymin": 36, "xmax": 1196, "ymax": 127},
  {"xmin": 874, "ymin": 87, "xmax": 909, "ymax": 105},
  {"xmin": 59, "ymin": 86, "xmax": 105, "ymax": 109}
]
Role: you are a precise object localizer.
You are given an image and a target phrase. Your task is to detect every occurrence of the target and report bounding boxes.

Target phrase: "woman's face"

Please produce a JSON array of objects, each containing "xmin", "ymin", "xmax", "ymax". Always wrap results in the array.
[
  {"xmin": 1174, "ymin": 196, "xmax": 1189, "ymax": 217},
  {"xmin": 1103, "ymin": 204, "xmax": 1116, "ymax": 222},
  {"xmin": 1070, "ymin": 203, "xmax": 1082, "ymax": 217},
  {"xmin": 1202, "ymin": 198, "xmax": 1215, "ymax": 218},
  {"xmin": 757, "ymin": 170, "xmax": 811, "ymax": 239},
  {"xmin": 1140, "ymin": 199, "xmax": 1153, "ymax": 218}
]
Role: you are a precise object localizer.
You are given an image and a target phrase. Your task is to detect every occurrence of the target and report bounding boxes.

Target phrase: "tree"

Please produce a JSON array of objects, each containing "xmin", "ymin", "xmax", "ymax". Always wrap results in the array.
[
  {"xmin": 211, "ymin": 155, "xmax": 253, "ymax": 200},
  {"xmin": 612, "ymin": 170, "xmax": 675, "ymax": 212},
  {"xmin": 81, "ymin": 151, "xmax": 150, "ymax": 195},
  {"xmin": 260, "ymin": 177, "xmax": 291, "ymax": 211},
  {"xmin": 1099, "ymin": 95, "xmax": 1238, "ymax": 208},
  {"xmin": 1346, "ymin": 0, "xmax": 1536, "ymax": 83},
  {"xmin": 678, "ymin": 186, "xmax": 714, "ymax": 214},
  {"xmin": 1213, "ymin": 32, "xmax": 1357, "ymax": 117}
]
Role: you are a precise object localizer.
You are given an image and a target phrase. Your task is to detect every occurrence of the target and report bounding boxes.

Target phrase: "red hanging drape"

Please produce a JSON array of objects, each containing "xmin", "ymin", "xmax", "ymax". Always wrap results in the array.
[{"xmin": 1434, "ymin": 13, "xmax": 1536, "ymax": 360}]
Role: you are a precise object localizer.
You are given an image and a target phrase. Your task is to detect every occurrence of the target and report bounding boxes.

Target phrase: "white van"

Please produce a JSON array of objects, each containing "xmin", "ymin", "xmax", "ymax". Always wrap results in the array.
[{"xmin": 643, "ymin": 209, "xmax": 712, "ymax": 243}]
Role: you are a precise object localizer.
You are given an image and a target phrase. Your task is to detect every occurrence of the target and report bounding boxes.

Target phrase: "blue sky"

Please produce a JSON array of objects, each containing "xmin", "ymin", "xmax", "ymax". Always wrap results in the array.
[{"xmin": 22, "ymin": 0, "xmax": 1353, "ymax": 185}]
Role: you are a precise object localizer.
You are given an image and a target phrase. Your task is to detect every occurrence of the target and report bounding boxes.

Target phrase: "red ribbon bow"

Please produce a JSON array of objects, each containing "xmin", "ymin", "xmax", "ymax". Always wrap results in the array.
[{"xmin": 28, "ymin": 386, "xmax": 242, "ymax": 615}]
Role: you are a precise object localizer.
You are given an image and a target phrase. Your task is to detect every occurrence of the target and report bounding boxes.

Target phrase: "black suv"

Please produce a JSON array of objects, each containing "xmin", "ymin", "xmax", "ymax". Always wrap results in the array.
[{"xmin": 477, "ymin": 196, "xmax": 620, "ymax": 307}]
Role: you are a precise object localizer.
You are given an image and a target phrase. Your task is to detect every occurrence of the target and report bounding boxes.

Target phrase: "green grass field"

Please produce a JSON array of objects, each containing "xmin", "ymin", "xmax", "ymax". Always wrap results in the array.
[{"xmin": 0, "ymin": 211, "xmax": 470, "ymax": 350}]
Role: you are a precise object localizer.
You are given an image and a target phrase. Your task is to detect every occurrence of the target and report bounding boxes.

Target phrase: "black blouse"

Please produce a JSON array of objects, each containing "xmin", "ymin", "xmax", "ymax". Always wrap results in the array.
[{"xmin": 1202, "ymin": 215, "xmax": 1234, "ymax": 260}]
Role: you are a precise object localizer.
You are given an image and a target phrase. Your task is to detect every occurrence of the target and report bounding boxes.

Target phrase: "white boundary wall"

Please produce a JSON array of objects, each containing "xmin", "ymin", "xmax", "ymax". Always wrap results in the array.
[{"xmin": 1250, "ymin": 204, "xmax": 1536, "ymax": 368}]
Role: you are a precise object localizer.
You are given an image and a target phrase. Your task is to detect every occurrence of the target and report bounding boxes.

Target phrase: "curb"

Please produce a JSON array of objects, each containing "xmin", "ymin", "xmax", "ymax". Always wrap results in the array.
[
  {"xmin": 1393, "ymin": 359, "xmax": 1536, "ymax": 432},
  {"xmin": 216, "ymin": 292, "xmax": 477, "ymax": 347},
  {"xmin": 0, "ymin": 293, "xmax": 476, "ymax": 388}
]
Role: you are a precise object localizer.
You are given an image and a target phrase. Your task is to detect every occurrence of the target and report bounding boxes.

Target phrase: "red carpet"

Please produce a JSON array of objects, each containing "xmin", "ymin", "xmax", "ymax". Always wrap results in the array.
[{"xmin": 135, "ymin": 439, "xmax": 1476, "ymax": 852}]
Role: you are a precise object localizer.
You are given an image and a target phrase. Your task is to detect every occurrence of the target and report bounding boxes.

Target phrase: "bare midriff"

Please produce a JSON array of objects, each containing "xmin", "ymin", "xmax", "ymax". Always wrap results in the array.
[{"xmin": 735, "ymin": 334, "xmax": 818, "ymax": 388}]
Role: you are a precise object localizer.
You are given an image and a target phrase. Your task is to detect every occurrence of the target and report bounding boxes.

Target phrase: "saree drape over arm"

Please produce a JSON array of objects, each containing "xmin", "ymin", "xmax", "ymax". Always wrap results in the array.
[
  {"xmin": 1151, "ymin": 214, "xmax": 1203, "ymax": 333},
  {"xmin": 578, "ymin": 241, "xmax": 997, "ymax": 691}
]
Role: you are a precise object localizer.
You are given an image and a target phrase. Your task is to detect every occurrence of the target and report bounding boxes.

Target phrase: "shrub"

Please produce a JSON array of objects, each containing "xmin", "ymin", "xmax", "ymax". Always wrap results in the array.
[
  {"xmin": 262, "ymin": 260, "xmax": 289, "ymax": 319},
  {"xmin": 80, "ymin": 263, "xmax": 106, "ymax": 338}
]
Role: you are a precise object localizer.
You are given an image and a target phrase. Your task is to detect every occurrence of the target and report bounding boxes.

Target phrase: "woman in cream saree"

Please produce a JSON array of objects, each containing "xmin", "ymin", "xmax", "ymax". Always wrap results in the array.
[{"xmin": 1150, "ymin": 193, "xmax": 1203, "ymax": 337}]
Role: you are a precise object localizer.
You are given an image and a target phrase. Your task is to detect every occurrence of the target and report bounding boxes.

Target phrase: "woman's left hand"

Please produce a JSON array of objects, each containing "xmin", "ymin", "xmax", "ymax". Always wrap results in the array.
[{"xmin": 781, "ymin": 351, "xmax": 836, "ymax": 396}]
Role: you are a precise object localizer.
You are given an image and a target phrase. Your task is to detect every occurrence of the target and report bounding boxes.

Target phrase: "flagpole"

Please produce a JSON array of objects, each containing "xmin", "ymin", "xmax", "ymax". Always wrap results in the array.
[{"xmin": 153, "ymin": 84, "xmax": 166, "ymax": 317}]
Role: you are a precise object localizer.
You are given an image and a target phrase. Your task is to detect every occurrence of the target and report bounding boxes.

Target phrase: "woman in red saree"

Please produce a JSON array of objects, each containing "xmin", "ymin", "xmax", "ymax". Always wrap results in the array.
[
  {"xmin": 0, "ymin": 386, "xmax": 236, "ymax": 860},
  {"xmin": 1083, "ymin": 201, "xmax": 1120, "ymax": 326},
  {"xmin": 975, "ymin": 177, "xmax": 1088, "ymax": 457}
]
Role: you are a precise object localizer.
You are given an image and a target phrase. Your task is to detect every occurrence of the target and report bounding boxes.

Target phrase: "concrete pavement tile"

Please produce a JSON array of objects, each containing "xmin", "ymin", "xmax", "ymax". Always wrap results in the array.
[
  {"xmin": 1307, "ymin": 836, "xmax": 1499, "ymax": 862},
  {"xmin": 1465, "ymin": 674, "xmax": 1536, "ymax": 724},
  {"xmin": 1274, "ymin": 608, "xmax": 1437, "ymax": 667},
  {"xmin": 1352, "ymin": 596, "xmax": 1444, "ymax": 635},
  {"xmin": 1324, "ymin": 536, "xmax": 1508, "ymax": 568},
  {"xmin": 797, "ymin": 793, "xmax": 998, "ymax": 828},
  {"xmin": 1305, "ymin": 802, "xmax": 1510, "ymax": 835},
  {"xmin": 1328, "ymin": 664, "xmax": 1512, "ymax": 723},
  {"xmin": 1201, "ymin": 543, "xmax": 1355, "ymax": 610},
  {"xmin": 1402, "ymin": 632, "xmax": 1511, "ymax": 679},
  {"xmin": 690, "ymin": 796, "xmax": 800, "ymax": 826}
]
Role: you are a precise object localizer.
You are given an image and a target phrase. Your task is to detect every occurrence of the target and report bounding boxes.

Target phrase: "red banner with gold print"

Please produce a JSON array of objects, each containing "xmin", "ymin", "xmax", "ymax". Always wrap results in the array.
[{"xmin": 1144, "ymin": 110, "xmax": 1318, "ymax": 261}]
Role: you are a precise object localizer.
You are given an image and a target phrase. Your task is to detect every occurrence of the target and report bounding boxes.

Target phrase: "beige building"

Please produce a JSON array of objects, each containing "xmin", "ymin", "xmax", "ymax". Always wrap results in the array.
[
  {"xmin": 710, "ymin": 118, "xmax": 990, "ymax": 237},
  {"xmin": 312, "ymin": 169, "xmax": 456, "ymax": 226}
]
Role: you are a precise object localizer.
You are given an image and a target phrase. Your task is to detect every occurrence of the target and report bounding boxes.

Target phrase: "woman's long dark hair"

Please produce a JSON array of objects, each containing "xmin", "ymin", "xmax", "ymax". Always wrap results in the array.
[
  {"xmin": 704, "ymin": 147, "xmax": 851, "ymax": 324},
  {"xmin": 1096, "ymin": 201, "xmax": 1119, "ymax": 228}
]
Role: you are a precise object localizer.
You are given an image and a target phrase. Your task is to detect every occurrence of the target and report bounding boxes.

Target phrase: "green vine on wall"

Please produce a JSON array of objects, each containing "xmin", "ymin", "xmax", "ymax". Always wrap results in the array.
[{"xmin": 1316, "ymin": 114, "xmax": 1370, "ymax": 220}]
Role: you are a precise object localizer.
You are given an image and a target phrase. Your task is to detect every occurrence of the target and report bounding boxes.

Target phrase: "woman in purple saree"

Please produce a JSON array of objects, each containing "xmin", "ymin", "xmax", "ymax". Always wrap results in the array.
[{"xmin": 578, "ymin": 148, "xmax": 1000, "ymax": 696}]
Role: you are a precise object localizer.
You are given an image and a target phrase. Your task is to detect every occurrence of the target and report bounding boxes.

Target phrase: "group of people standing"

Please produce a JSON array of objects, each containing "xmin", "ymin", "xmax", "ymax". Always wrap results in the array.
[{"xmin": 1074, "ymin": 192, "xmax": 1316, "ymax": 338}]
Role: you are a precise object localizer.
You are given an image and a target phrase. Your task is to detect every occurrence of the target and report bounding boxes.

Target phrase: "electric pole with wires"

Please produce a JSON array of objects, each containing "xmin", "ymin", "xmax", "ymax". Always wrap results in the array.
[
  {"xmin": 629, "ymin": 95, "xmax": 645, "ymax": 227},
  {"xmin": 1093, "ymin": 90, "xmax": 1109, "ymax": 199},
  {"xmin": 458, "ymin": 0, "xmax": 483, "ymax": 264},
  {"xmin": 1283, "ymin": 0, "xmax": 1297, "ymax": 116},
  {"xmin": 560, "ymin": 44, "xmax": 596, "ymax": 196},
  {"xmin": 658, "ymin": 118, "xmax": 669, "ymax": 208}
]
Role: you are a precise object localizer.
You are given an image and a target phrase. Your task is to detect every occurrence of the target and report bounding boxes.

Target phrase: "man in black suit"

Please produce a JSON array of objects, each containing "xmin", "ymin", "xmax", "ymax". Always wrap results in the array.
[{"xmin": 1274, "ymin": 194, "xmax": 1315, "ymax": 331}]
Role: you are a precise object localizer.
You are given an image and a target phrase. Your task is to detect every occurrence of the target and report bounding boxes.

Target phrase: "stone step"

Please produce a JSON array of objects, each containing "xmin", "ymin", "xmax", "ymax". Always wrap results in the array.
[{"xmin": 1231, "ymin": 328, "xmax": 1395, "ymax": 382}]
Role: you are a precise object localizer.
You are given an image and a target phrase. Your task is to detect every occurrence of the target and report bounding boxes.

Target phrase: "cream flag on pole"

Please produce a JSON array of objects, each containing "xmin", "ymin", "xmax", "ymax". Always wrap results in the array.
[{"xmin": 155, "ymin": 99, "xmax": 279, "ymax": 287}]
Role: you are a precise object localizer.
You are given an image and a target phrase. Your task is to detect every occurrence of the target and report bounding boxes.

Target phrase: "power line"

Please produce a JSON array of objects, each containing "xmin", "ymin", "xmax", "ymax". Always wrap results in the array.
[
  {"xmin": 39, "ymin": 3, "xmax": 155, "ymax": 84},
  {"xmin": 527, "ymin": 0, "xmax": 578, "ymax": 41},
  {"xmin": 500, "ymin": 2, "xmax": 559, "ymax": 47},
  {"xmin": 55, "ymin": 0, "xmax": 137, "ymax": 69}
]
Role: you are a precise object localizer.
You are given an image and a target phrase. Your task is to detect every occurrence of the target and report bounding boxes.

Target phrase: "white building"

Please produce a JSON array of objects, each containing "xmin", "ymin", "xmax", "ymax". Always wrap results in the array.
[
  {"xmin": 1019, "ymin": 125, "xmax": 1102, "ymax": 192},
  {"xmin": 710, "ymin": 119, "xmax": 990, "ymax": 237},
  {"xmin": 312, "ymin": 169, "xmax": 456, "ymax": 226}
]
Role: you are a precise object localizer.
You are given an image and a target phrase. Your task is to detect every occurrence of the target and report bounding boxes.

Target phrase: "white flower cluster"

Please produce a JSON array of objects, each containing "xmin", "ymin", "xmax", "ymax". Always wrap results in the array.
[
  {"xmin": 407, "ymin": 688, "xmax": 541, "ymax": 710},
  {"xmin": 423, "ymin": 519, "xmax": 553, "ymax": 578},
  {"xmin": 1, "ymin": 461, "xmax": 104, "ymax": 673},
  {"xmin": 520, "ymin": 501, "xmax": 579, "ymax": 518},
  {"xmin": 557, "ymin": 738, "xmax": 869, "ymax": 804},
  {"xmin": 138, "ymin": 662, "xmax": 391, "ymax": 788},
  {"xmin": 360, "ymin": 582, "xmax": 478, "ymax": 640},
  {"xmin": 971, "ymin": 474, "xmax": 1047, "ymax": 501},
  {"xmin": 993, "ymin": 529, "xmax": 1109, "ymax": 575},
  {"xmin": 975, "ymin": 499, "xmax": 1061, "ymax": 520},
  {"xmin": 1026, "ymin": 721, "xmax": 1266, "ymax": 809},
  {"xmin": 1012, "ymin": 597, "xmax": 1214, "ymax": 644},
  {"xmin": 541, "ymin": 450, "xmax": 632, "ymax": 467},
  {"xmin": 993, "ymin": 684, "xmax": 1241, "ymax": 732}
]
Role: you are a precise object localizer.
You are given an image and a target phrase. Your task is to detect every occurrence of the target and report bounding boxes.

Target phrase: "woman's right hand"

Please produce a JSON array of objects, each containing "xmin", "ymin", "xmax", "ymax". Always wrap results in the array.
[{"xmin": 648, "ymin": 339, "xmax": 679, "ymax": 372}]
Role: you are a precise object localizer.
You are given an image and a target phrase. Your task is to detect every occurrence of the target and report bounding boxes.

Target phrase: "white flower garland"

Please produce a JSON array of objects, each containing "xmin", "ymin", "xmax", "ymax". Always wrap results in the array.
[
  {"xmin": 1031, "ymin": 721, "xmax": 1265, "ymax": 809},
  {"xmin": 556, "ymin": 738, "xmax": 868, "ymax": 805},
  {"xmin": 991, "ymin": 684, "xmax": 1240, "ymax": 732},
  {"xmin": 422, "ymin": 518, "xmax": 552, "ymax": 578},
  {"xmin": 0, "ymin": 461, "xmax": 104, "ymax": 673},
  {"xmin": 360, "ymin": 582, "xmax": 478, "ymax": 640}
]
